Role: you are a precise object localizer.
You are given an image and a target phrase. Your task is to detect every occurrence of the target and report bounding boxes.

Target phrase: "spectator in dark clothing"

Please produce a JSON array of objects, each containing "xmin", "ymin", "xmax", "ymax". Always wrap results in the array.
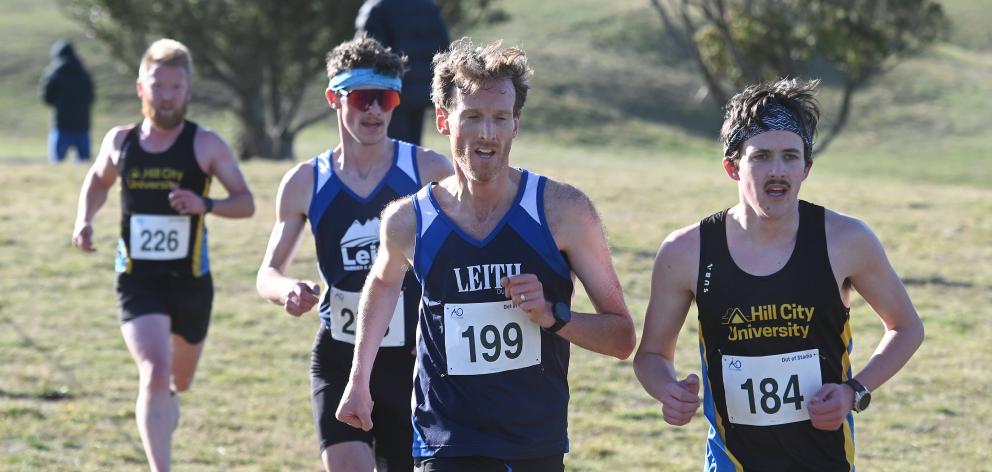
[
  {"xmin": 40, "ymin": 39, "xmax": 95, "ymax": 163},
  {"xmin": 356, "ymin": 0, "xmax": 449, "ymax": 145}
]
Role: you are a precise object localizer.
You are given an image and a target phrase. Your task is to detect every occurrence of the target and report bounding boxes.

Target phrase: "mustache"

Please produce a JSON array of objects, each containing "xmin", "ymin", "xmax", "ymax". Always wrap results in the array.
[{"xmin": 763, "ymin": 179, "xmax": 791, "ymax": 189}]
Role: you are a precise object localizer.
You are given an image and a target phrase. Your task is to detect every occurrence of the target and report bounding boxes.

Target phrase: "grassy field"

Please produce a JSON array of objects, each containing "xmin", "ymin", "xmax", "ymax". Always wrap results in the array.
[{"xmin": 2, "ymin": 0, "xmax": 991, "ymax": 470}]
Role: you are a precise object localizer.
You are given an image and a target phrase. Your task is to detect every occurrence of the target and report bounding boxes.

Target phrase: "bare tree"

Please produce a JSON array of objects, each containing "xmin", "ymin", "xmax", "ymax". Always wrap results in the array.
[
  {"xmin": 649, "ymin": 0, "xmax": 947, "ymax": 154},
  {"xmin": 60, "ymin": 0, "xmax": 507, "ymax": 159}
]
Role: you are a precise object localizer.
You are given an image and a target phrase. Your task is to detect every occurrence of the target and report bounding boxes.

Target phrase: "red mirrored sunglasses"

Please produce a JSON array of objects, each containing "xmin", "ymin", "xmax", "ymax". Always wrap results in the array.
[{"xmin": 339, "ymin": 89, "xmax": 401, "ymax": 113}]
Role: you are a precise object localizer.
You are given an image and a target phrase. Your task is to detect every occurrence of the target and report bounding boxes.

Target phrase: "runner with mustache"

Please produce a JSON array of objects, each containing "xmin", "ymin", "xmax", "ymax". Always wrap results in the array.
[
  {"xmin": 255, "ymin": 35, "xmax": 452, "ymax": 472},
  {"xmin": 633, "ymin": 78, "xmax": 924, "ymax": 471}
]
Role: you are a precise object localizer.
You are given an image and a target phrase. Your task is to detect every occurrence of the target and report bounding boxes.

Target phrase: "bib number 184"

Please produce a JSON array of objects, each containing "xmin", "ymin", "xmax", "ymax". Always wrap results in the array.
[
  {"xmin": 740, "ymin": 374, "xmax": 804, "ymax": 415},
  {"xmin": 722, "ymin": 349, "xmax": 821, "ymax": 426}
]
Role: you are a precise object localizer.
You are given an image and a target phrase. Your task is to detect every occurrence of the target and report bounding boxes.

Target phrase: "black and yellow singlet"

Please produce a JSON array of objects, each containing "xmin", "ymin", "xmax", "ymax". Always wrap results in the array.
[
  {"xmin": 115, "ymin": 120, "xmax": 211, "ymax": 277},
  {"xmin": 696, "ymin": 201, "xmax": 856, "ymax": 471}
]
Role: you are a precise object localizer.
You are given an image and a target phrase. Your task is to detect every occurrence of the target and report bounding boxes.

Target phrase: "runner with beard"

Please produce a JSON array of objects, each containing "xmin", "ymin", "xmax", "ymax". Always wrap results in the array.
[{"xmin": 71, "ymin": 38, "xmax": 254, "ymax": 472}]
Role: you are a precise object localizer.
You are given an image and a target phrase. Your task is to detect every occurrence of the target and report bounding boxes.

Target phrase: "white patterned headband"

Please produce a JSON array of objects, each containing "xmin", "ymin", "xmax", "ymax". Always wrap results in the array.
[{"xmin": 723, "ymin": 103, "xmax": 813, "ymax": 159}]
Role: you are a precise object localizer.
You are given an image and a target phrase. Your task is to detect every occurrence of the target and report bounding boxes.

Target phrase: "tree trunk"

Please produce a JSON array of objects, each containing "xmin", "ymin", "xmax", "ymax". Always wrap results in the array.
[
  {"xmin": 274, "ymin": 129, "xmax": 296, "ymax": 161},
  {"xmin": 812, "ymin": 78, "xmax": 858, "ymax": 157},
  {"xmin": 238, "ymin": 93, "xmax": 275, "ymax": 160}
]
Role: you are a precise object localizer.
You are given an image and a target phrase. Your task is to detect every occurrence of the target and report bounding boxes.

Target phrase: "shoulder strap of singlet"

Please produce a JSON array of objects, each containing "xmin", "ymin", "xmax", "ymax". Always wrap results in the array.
[
  {"xmin": 511, "ymin": 169, "xmax": 571, "ymax": 278},
  {"xmin": 115, "ymin": 124, "xmax": 142, "ymax": 174},
  {"xmin": 697, "ymin": 209, "xmax": 730, "ymax": 297},
  {"xmin": 178, "ymin": 120, "xmax": 198, "ymax": 148},
  {"xmin": 797, "ymin": 200, "xmax": 829, "ymax": 268},
  {"xmin": 412, "ymin": 184, "xmax": 443, "ymax": 279},
  {"xmin": 394, "ymin": 140, "xmax": 420, "ymax": 185},
  {"xmin": 518, "ymin": 169, "xmax": 542, "ymax": 225},
  {"xmin": 308, "ymin": 149, "xmax": 340, "ymax": 229}
]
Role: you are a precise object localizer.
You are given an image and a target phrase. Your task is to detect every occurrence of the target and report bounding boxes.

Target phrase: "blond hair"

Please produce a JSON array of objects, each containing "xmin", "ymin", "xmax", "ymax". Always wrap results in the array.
[
  {"xmin": 431, "ymin": 37, "xmax": 532, "ymax": 116},
  {"xmin": 139, "ymin": 38, "xmax": 193, "ymax": 78}
]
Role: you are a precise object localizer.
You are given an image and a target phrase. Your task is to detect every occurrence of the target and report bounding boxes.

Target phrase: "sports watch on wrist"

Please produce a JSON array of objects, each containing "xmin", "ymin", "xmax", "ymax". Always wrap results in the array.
[
  {"xmin": 845, "ymin": 378, "xmax": 871, "ymax": 413},
  {"xmin": 202, "ymin": 197, "xmax": 214, "ymax": 213},
  {"xmin": 545, "ymin": 302, "xmax": 571, "ymax": 333}
]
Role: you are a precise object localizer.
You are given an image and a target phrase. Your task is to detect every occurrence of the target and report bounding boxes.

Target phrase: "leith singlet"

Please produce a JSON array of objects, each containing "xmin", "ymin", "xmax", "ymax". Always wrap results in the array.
[
  {"xmin": 310, "ymin": 140, "xmax": 421, "ymax": 349},
  {"xmin": 696, "ymin": 201, "xmax": 855, "ymax": 471},
  {"xmin": 116, "ymin": 121, "xmax": 211, "ymax": 277},
  {"xmin": 410, "ymin": 169, "xmax": 574, "ymax": 460}
]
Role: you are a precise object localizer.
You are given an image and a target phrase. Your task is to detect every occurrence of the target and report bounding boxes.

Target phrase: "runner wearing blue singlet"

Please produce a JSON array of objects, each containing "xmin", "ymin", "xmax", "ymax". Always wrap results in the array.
[
  {"xmin": 334, "ymin": 38, "xmax": 637, "ymax": 472},
  {"xmin": 256, "ymin": 35, "xmax": 452, "ymax": 472}
]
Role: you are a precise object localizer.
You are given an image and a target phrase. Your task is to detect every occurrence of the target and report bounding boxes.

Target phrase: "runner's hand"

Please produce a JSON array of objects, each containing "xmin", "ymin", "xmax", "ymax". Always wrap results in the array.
[
  {"xmin": 808, "ymin": 383, "xmax": 853, "ymax": 431},
  {"xmin": 336, "ymin": 381, "xmax": 374, "ymax": 431},
  {"xmin": 501, "ymin": 274, "xmax": 553, "ymax": 328},
  {"xmin": 661, "ymin": 373, "xmax": 700, "ymax": 426},
  {"xmin": 72, "ymin": 223, "xmax": 96, "ymax": 252},
  {"xmin": 285, "ymin": 282, "xmax": 320, "ymax": 317},
  {"xmin": 168, "ymin": 184, "xmax": 207, "ymax": 215}
]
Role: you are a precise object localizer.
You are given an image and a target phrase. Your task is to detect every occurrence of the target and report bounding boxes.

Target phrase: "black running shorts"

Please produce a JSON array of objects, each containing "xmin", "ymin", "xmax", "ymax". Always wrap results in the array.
[
  {"xmin": 310, "ymin": 325, "xmax": 416, "ymax": 470},
  {"xmin": 414, "ymin": 454, "xmax": 565, "ymax": 472},
  {"xmin": 116, "ymin": 272, "xmax": 213, "ymax": 344}
]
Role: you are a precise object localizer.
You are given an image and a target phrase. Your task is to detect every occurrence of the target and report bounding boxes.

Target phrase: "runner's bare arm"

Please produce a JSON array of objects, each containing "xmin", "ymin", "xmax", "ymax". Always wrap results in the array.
[
  {"xmin": 256, "ymin": 163, "xmax": 320, "ymax": 316},
  {"xmin": 336, "ymin": 197, "xmax": 417, "ymax": 431},
  {"xmin": 542, "ymin": 181, "xmax": 637, "ymax": 359},
  {"xmin": 72, "ymin": 127, "xmax": 128, "ymax": 252},
  {"xmin": 633, "ymin": 225, "xmax": 703, "ymax": 426},
  {"xmin": 828, "ymin": 212, "xmax": 924, "ymax": 392},
  {"xmin": 191, "ymin": 128, "xmax": 254, "ymax": 218}
]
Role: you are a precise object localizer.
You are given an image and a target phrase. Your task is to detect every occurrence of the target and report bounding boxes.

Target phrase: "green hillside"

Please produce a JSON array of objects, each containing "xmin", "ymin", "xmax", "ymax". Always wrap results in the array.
[{"xmin": 1, "ymin": 0, "xmax": 989, "ymax": 470}]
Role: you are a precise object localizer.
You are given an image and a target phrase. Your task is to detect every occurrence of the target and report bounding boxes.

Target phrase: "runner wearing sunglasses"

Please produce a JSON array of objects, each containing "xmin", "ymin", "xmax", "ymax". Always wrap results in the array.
[
  {"xmin": 335, "ymin": 38, "xmax": 637, "ymax": 472},
  {"xmin": 256, "ymin": 35, "xmax": 453, "ymax": 472}
]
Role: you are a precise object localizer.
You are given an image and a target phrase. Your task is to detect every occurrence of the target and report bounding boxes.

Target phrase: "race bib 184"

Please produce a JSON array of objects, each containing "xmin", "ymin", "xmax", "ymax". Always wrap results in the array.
[
  {"xmin": 443, "ymin": 300, "xmax": 542, "ymax": 376},
  {"xmin": 328, "ymin": 287, "xmax": 405, "ymax": 347},
  {"xmin": 722, "ymin": 349, "xmax": 822, "ymax": 426},
  {"xmin": 129, "ymin": 214, "xmax": 190, "ymax": 260}
]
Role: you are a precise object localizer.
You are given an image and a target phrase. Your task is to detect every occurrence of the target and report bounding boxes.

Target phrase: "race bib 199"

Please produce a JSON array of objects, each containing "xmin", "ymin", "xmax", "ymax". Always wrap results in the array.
[
  {"xmin": 722, "ymin": 349, "xmax": 822, "ymax": 426},
  {"xmin": 443, "ymin": 300, "xmax": 541, "ymax": 376},
  {"xmin": 129, "ymin": 214, "xmax": 190, "ymax": 260},
  {"xmin": 328, "ymin": 286, "xmax": 405, "ymax": 347}
]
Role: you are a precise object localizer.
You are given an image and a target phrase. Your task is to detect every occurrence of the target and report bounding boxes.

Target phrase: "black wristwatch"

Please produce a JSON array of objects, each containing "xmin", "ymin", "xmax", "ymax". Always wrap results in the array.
[
  {"xmin": 845, "ymin": 378, "xmax": 871, "ymax": 413},
  {"xmin": 202, "ymin": 196, "xmax": 214, "ymax": 213},
  {"xmin": 545, "ymin": 302, "xmax": 571, "ymax": 333}
]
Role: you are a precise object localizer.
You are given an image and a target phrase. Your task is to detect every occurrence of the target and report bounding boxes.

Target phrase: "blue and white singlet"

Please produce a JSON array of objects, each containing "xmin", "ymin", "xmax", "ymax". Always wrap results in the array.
[
  {"xmin": 410, "ymin": 169, "xmax": 574, "ymax": 459},
  {"xmin": 309, "ymin": 139, "xmax": 421, "ymax": 349}
]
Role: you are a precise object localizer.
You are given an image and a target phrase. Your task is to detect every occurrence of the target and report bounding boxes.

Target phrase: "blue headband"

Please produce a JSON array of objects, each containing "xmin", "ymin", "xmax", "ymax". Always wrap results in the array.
[
  {"xmin": 723, "ymin": 103, "xmax": 813, "ymax": 159},
  {"xmin": 328, "ymin": 68, "xmax": 402, "ymax": 92}
]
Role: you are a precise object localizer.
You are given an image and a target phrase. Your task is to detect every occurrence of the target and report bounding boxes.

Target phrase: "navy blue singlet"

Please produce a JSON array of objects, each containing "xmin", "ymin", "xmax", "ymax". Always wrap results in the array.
[
  {"xmin": 309, "ymin": 140, "xmax": 422, "ymax": 349},
  {"xmin": 410, "ymin": 169, "xmax": 574, "ymax": 460}
]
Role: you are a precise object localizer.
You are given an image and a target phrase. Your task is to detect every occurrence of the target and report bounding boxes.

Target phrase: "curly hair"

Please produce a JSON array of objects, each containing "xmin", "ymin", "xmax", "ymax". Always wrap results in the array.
[
  {"xmin": 325, "ymin": 33, "xmax": 407, "ymax": 80},
  {"xmin": 720, "ymin": 78, "xmax": 821, "ymax": 163},
  {"xmin": 431, "ymin": 37, "xmax": 533, "ymax": 116}
]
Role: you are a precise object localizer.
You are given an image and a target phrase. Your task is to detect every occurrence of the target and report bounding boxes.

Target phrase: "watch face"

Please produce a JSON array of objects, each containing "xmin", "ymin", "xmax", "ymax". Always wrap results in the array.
[{"xmin": 856, "ymin": 392, "xmax": 871, "ymax": 411}]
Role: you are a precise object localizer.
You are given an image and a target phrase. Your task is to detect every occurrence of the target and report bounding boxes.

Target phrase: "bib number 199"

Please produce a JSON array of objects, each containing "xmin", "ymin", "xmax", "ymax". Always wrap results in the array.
[{"xmin": 460, "ymin": 322, "xmax": 523, "ymax": 363}]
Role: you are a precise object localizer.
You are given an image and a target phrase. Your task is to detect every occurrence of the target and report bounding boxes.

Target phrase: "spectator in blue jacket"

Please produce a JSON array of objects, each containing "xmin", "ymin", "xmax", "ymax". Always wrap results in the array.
[
  {"xmin": 356, "ymin": 0, "xmax": 449, "ymax": 146},
  {"xmin": 40, "ymin": 39, "xmax": 95, "ymax": 163}
]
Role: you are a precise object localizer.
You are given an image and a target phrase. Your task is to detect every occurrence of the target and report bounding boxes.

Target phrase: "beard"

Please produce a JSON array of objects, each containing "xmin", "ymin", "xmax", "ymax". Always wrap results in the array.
[{"xmin": 142, "ymin": 99, "xmax": 187, "ymax": 129}]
